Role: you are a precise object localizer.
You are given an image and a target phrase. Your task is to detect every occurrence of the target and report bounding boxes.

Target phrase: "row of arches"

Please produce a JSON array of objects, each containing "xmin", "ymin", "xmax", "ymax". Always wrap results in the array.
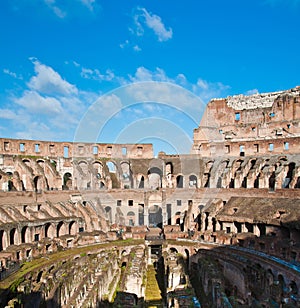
[
  {"xmin": 0, "ymin": 220, "xmax": 79, "ymax": 252},
  {"xmin": 2, "ymin": 156, "xmax": 300, "ymax": 191}
]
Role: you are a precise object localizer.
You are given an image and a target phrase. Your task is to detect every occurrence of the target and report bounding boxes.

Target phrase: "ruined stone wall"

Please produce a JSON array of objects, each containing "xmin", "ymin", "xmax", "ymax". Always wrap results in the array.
[
  {"xmin": 0, "ymin": 138, "xmax": 153, "ymax": 159},
  {"xmin": 192, "ymin": 86, "xmax": 300, "ymax": 156}
]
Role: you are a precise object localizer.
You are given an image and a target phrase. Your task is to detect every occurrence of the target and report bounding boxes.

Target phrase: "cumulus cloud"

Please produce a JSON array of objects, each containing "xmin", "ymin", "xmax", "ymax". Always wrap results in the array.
[
  {"xmin": 133, "ymin": 7, "xmax": 173, "ymax": 42},
  {"xmin": 14, "ymin": 90, "xmax": 63, "ymax": 115},
  {"xmin": 128, "ymin": 67, "xmax": 230, "ymax": 104},
  {"xmin": 129, "ymin": 67, "xmax": 171, "ymax": 83},
  {"xmin": 0, "ymin": 109, "xmax": 18, "ymax": 120},
  {"xmin": 28, "ymin": 59, "xmax": 78, "ymax": 95}
]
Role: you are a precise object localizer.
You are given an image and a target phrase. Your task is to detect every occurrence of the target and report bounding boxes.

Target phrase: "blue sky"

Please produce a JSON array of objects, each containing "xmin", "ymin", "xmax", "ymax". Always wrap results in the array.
[{"xmin": 0, "ymin": 0, "xmax": 299, "ymax": 155}]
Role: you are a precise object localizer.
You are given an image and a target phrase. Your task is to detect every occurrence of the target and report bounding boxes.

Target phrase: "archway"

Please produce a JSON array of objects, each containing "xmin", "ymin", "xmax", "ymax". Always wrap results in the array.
[
  {"xmin": 21, "ymin": 226, "xmax": 30, "ymax": 243},
  {"xmin": 138, "ymin": 175, "xmax": 145, "ymax": 189},
  {"xmin": 63, "ymin": 173, "xmax": 72, "ymax": 190},
  {"xmin": 105, "ymin": 206, "xmax": 112, "ymax": 223},
  {"xmin": 10, "ymin": 228, "xmax": 18, "ymax": 245},
  {"xmin": 127, "ymin": 211, "xmax": 135, "ymax": 226},
  {"xmin": 45, "ymin": 223, "xmax": 55, "ymax": 238},
  {"xmin": 176, "ymin": 175, "xmax": 184, "ymax": 188},
  {"xmin": 189, "ymin": 175, "xmax": 197, "ymax": 188},
  {"xmin": 148, "ymin": 167, "xmax": 162, "ymax": 190},
  {"xmin": 69, "ymin": 221, "xmax": 77, "ymax": 235},
  {"xmin": 148, "ymin": 205, "xmax": 162, "ymax": 228},
  {"xmin": 57, "ymin": 221, "xmax": 64, "ymax": 237}
]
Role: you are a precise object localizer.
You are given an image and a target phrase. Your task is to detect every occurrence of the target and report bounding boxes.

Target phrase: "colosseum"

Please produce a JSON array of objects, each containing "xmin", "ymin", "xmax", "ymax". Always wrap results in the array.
[{"xmin": 0, "ymin": 86, "xmax": 300, "ymax": 307}]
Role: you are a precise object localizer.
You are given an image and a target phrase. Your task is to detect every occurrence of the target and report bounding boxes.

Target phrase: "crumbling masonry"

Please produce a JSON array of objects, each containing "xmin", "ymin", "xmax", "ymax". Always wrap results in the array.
[{"xmin": 0, "ymin": 86, "xmax": 300, "ymax": 307}]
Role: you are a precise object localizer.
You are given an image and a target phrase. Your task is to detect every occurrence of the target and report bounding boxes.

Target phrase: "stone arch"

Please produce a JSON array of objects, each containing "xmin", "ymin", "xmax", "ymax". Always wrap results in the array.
[
  {"xmin": 105, "ymin": 206, "xmax": 112, "ymax": 223},
  {"xmin": 56, "ymin": 221, "xmax": 65, "ymax": 237},
  {"xmin": 21, "ymin": 226, "xmax": 31, "ymax": 243},
  {"xmin": 289, "ymin": 281, "xmax": 298, "ymax": 295},
  {"xmin": 37, "ymin": 159, "xmax": 45, "ymax": 167},
  {"xmin": 138, "ymin": 204, "xmax": 144, "ymax": 225},
  {"xmin": 148, "ymin": 167, "xmax": 162, "ymax": 190},
  {"xmin": 269, "ymin": 171, "xmax": 276, "ymax": 191},
  {"xmin": 106, "ymin": 161, "xmax": 117, "ymax": 173},
  {"xmin": 176, "ymin": 175, "xmax": 184, "ymax": 188},
  {"xmin": 137, "ymin": 174, "xmax": 145, "ymax": 189},
  {"xmin": 106, "ymin": 161, "xmax": 119, "ymax": 188},
  {"xmin": 254, "ymin": 172, "xmax": 260, "ymax": 188},
  {"xmin": 277, "ymin": 274, "xmax": 286, "ymax": 293},
  {"xmin": 9, "ymin": 227, "xmax": 18, "ymax": 245},
  {"xmin": 63, "ymin": 172, "xmax": 72, "ymax": 190},
  {"xmin": 175, "ymin": 211, "xmax": 181, "ymax": 225},
  {"xmin": 0, "ymin": 230, "xmax": 8, "ymax": 251},
  {"xmin": 166, "ymin": 162, "xmax": 173, "ymax": 175},
  {"xmin": 22, "ymin": 159, "xmax": 31, "ymax": 166},
  {"xmin": 282, "ymin": 162, "xmax": 296, "ymax": 188},
  {"xmin": 69, "ymin": 221, "xmax": 77, "ymax": 235},
  {"xmin": 34, "ymin": 175, "xmax": 46, "ymax": 191},
  {"xmin": 99, "ymin": 181, "xmax": 105, "ymax": 189},
  {"xmin": 169, "ymin": 247, "xmax": 178, "ymax": 254},
  {"xmin": 36, "ymin": 271, "xmax": 43, "ymax": 283},
  {"xmin": 120, "ymin": 161, "xmax": 133, "ymax": 189},
  {"xmin": 189, "ymin": 174, "xmax": 197, "ymax": 188},
  {"xmin": 127, "ymin": 211, "xmax": 135, "ymax": 226},
  {"xmin": 92, "ymin": 161, "xmax": 103, "ymax": 177},
  {"xmin": 6, "ymin": 172, "xmax": 16, "ymax": 191},
  {"xmin": 148, "ymin": 204, "xmax": 162, "ymax": 228},
  {"xmin": 78, "ymin": 160, "xmax": 88, "ymax": 175},
  {"xmin": 45, "ymin": 222, "xmax": 55, "ymax": 238}
]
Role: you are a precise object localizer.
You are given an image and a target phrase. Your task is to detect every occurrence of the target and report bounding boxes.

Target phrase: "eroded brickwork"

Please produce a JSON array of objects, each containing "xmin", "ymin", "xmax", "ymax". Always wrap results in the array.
[{"xmin": 1, "ymin": 86, "xmax": 300, "ymax": 307}]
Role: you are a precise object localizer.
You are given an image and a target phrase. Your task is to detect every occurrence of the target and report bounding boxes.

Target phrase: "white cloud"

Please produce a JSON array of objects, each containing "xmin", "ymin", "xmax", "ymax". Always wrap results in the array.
[
  {"xmin": 0, "ymin": 109, "xmax": 18, "ymax": 120},
  {"xmin": 128, "ymin": 67, "xmax": 230, "ymax": 106},
  {"xmin": 28, "ymin": 59, "xmax": 78, "ymax": 95},
  {"xmin": 120, "ymin": 40, "xmax": 129, "ymax": 49},
  {"xmin": 80, "ymin": 67, "xmax": 115, "ymax": 81},
  {"xmin": 246, "ymin": 89, "xmax": 259, "ymax": 95},
  {"xmin": 3, "ymin": 69, "xmax": 23, "ymax": 80},
  {"xmin": 14, "ymin": 90, "xmax": 63, "ymax": 115},
  {"xmin": 192, "ymin": 78, "xmax": 230, "ymax": 101},
  {"xmin": 44, "ymin": 0, "xmax": 66, "ymax": 18},
  {"xmin": 80, "ymin": 0, "xmax": 96, "ymax": 11},
  {"xmin": 130, "ymin": 67, "xmax": 171, "ymax": 83},
  {"xmin": 133, "ymin": 7, "xmax": 173, "ymax": 42},
  {"xmin": 196, "ymin": 79, "xmax": 209, "ymax": 90},
  {"xmin": 133, "ymin": 45, "xmax": 142, "ymax": 52},
  {"xmin": 43, "ymin": 0, "xmax": 97, "ymax": 18}
]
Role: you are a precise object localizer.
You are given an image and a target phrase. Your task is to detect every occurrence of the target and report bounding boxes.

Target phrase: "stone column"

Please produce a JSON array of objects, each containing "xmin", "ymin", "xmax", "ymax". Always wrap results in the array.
[
  {"xmin": 201, "ymin": 214, "xmax": 206, "ymax": 232},
  {"xmin": 253, "ymin": 224, "xmax": 260, "ymax": 237},
  {"xmin": 215, "ymin": 220, "xmax": 221, "ymax": 231},
  {"xmin": 241, "ymin": 223, "xmax": 247, "ymax": 233}
]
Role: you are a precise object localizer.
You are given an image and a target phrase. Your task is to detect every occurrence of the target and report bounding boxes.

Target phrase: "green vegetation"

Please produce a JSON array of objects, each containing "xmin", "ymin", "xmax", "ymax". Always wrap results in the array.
[
  {"xmin": 0, "ymin": 239, "xmax": 143, "ymax": 291},
  {"xmin": 145, "ymin": 264, "xmax": 162, "ymax": 302}
]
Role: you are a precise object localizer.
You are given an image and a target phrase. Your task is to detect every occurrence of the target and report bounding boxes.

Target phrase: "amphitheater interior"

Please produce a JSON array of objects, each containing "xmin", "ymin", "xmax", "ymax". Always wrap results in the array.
[{"xmin": 0, "ymin": 86, "xmax": 300, "ymax": 307}]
